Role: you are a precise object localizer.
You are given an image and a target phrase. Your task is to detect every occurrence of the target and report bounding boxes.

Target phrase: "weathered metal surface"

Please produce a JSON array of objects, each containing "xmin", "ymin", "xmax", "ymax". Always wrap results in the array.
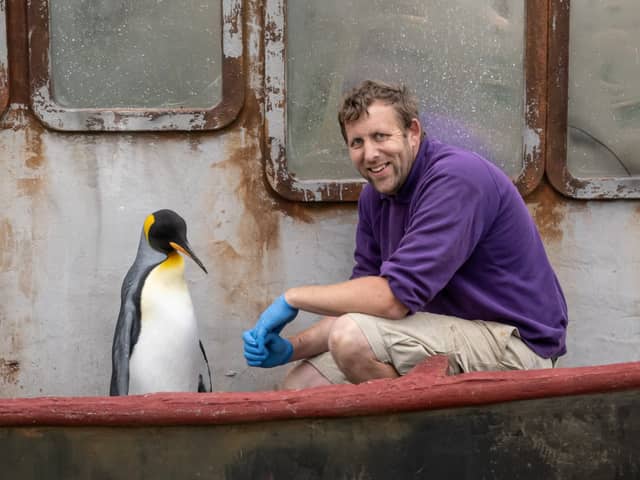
[
  {"xmin": 0, "ymin": 0, "xmax": 639, "ymax": 400},
  {"xmin": 547, "ymin": 0, "xmax": 640, "ymax": 199},
  {"xmin": 517, "ymin": 0, "xmax": 548, "ymax": 197},
  {"xmin": 6, "ymin": 0, "xmax": 28, "ymax": 104},
  {"xmin": 26, "ymin": 0, "xmax": 244, "ymax": 131},
  {"xmin": 0, "ymin": 358, "xmax": 639, "ymax": 478},
  {"xmin": 0, "ymin": 0, "xmax": 9, "ymax": 116}
]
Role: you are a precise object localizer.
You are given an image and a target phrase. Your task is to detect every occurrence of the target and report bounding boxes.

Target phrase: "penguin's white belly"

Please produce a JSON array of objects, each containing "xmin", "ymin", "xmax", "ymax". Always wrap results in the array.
[{"xmin": 129, "ymin": 262, "xmax": 201, "ymax": 394}]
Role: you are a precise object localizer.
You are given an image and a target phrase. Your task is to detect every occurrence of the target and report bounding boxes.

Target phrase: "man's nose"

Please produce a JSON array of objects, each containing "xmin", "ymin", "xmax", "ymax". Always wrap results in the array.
[{"xmin": 363, "ymin": 139, "xmax": 379, "ymax": 161}]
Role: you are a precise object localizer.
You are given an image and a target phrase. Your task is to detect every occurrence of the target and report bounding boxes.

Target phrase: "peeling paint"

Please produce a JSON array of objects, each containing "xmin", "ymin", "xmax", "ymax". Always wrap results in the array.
[
  {"xmin": 523, "ymin": 126, "xmax": 542, "ymax": 160},
  {"xmin": 223, "ymin": 0, "xmax": 243, "ymax": 58},
  {"xmin": 0, "ymin": 359, "xmax": 20, "ymax": 385}
]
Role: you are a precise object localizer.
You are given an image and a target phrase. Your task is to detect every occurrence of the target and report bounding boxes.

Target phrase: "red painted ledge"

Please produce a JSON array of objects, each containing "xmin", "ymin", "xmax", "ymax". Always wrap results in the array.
[{"xmin": 1, "ymin": 356, "xmax": 639, "ymax": 427}]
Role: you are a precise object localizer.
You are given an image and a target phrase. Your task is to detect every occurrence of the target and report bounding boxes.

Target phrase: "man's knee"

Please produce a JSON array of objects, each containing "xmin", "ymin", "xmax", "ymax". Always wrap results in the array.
[{"xmin": 327, "ymin": 314, "xmax": 371, "ymax": 364}]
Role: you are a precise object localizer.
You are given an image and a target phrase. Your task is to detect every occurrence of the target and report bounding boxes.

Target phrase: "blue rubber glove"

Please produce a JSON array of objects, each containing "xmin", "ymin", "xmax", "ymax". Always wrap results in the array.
[
  {"xmin": 243, "ymin": 330, "xmax": 267, "ymax": 365},
  {"xmin": 243, "ymin": 331, "xmax": 293, "ymax": 368},
  {"xmin": 253, "ymin": 295, "xmax": 299, "ymax": 340}
]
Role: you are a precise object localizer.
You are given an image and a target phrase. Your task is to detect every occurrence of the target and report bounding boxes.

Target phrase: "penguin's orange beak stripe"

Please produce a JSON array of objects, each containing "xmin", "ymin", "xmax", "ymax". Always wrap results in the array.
[
  {"xmin": 143, "ymin": 214, "xmax": 155, "ymax": 242},
  {"xmin": 169, "ymin": 241, "xmax": 208, "ymax": 274},
  {"xmin": 169, "ymin": 242, "xmax": 189, "ymax": 257}
]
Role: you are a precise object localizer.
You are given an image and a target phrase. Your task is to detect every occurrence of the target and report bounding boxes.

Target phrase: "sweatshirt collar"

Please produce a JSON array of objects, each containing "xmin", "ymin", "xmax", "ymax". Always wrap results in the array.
[{"xmin": 379, "ymin": 137, "xmax": 429, "ymax": 204}]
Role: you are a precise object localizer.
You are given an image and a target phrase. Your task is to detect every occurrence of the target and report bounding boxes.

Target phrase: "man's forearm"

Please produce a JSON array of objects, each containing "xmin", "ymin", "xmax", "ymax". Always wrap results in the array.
[{"xmin": 284, "ymin": 276, "xmax": 409, "ymax": 320}]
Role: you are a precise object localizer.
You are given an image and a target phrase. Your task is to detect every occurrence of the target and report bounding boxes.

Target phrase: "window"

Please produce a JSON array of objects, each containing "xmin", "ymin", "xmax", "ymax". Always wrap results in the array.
[
  {"xmin": 265, "ymin": 0, "xmax": 546, "ymax": 201},
  {"xmin": 547, "ymin": 0, "xmax": 640, "ymax": 198},
  {"xmin": 27, "ymin": 0, "xmax": 243, "ymax": 131}
]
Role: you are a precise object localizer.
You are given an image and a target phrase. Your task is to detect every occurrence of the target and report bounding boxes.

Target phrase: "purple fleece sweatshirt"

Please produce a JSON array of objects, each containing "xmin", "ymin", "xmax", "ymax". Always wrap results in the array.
[{"xmin": 352, "ymin": 139, "xmax": 567, "ymax": 359}]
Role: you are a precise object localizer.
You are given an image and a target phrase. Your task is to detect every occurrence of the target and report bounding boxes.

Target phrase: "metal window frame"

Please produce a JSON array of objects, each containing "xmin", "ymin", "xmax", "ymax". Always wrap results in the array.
[
  {"xmin": 0, "ymin": 0, "xmax": 9, "ymax": 117},
  {"xmin": 26, "ymin": 0, "xmax": 244, "ymax": 132},
  {"xmin": 546, "ymin": 0, "xmax": 640, "ymax": 199},
  {"xmin": 264, "ymin": 0, "xmax": 548, "ymax": 202}
]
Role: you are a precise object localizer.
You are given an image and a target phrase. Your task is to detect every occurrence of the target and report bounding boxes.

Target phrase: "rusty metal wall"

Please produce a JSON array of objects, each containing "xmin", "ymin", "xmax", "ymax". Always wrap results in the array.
[{"xmin": 0, "ymin": 0, "xmax": 639, "ymax": 398}]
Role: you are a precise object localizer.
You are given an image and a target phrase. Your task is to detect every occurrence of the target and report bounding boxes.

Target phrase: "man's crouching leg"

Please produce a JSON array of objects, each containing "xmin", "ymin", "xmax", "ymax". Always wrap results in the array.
[
  {"xmin": 281, "ymin": 314, "xmax": 399, "ymax": 390},
  {"xmin": 328, "ymin": 314, "xmax": 399, "ymax": 383}
]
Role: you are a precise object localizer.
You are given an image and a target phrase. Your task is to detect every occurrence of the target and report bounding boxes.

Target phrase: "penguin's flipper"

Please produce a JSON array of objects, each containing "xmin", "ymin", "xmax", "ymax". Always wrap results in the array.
[
  {"xmin": 197, "ymin": 340, "xmax": 213, "ymax": 392},
  {"xmin": 110, "ymin": 301, "xmax": 137, "ymax": 396}
]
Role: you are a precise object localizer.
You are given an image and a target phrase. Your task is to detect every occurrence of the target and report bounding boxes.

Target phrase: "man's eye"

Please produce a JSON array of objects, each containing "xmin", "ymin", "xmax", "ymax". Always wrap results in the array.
[
  {"xmin": 374, "ymin": 133, "xmax": 388, "ymax": 141},
  {"xmin": 350, "ymin": 139, "xmax": 363, "ymax": 148}
]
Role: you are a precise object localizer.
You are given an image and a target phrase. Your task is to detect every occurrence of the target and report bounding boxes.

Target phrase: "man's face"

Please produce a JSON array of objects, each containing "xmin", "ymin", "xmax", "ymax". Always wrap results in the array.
[{"xmin": 345, "ymin": 101, "xmax": 421, "ymax": 195}]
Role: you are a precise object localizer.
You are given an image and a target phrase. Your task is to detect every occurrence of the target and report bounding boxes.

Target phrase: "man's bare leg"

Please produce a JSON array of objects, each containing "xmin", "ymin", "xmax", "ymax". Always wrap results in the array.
[
  {"xmin": 281, "ymin": 316, "xmax": 336, "ymax": 389},
  {"xmin": 329, "ymin": 314, "xmax": 398, "ymax": 383}
]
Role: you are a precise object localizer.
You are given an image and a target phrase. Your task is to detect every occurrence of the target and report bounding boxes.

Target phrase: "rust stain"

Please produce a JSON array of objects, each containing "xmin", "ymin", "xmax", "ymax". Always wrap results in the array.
[
  {"xmin": 20, "ymin": 113, "xmax": 46, "ymax": 301},
  {"xmin": 210, "ymin": 86, "xmax": 358, "ymax": 316},
  {"xmin": 0, "ymin": 358, "xmax": 20, "ymax": 385},
  {"xmin": 211, "ymin": 240, "xmax": 242, "ymax": 262},
  {"xmin": 0, "ymin": 218, "xmax": 16, "ymax": 271},
  {"xmin": 16, "ymin": 177, "xmax": 44, "ymax": 197},
  {"xmin": 525, "ymin": 179, "xmax": 571, "ymax": 243},
  {"xmin": 205, "ymin": 0, "xmax": 357, "ymax": 316},
  {"xmin": 24, "ymin": 113, "xmax": 46, "ymax": 169},
  {"xmin": 0, "ymin": 62, "xmax": 9, "ymax": 115},
  {"xmin": 204, "ymin": 85, "xmax": 280, "ymax": 313},
  {"xmin": 18, "ymin": 243, "xmax": 33, "ymax": 300}
]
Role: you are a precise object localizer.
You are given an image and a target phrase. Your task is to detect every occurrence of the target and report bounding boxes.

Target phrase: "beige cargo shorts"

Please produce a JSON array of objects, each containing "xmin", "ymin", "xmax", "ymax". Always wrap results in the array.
[{"xmin": 308, "ymin": 311, "xmax": 553, "ymax": 384}]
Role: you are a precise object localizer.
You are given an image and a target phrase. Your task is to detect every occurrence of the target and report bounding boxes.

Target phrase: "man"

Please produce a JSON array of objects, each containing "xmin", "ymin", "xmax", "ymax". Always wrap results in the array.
[{"xmin": 244, "ymin": 79, "xmax": 567, "ymax": 389}]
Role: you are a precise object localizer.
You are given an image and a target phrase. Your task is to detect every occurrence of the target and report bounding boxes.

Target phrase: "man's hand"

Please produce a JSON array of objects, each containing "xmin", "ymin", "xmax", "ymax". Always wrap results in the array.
[
  {"xmin": 243, "ymin": 331, "xmax": 293, "ymax": 368},
  {"xmin": 253, "ymin": 295, "xmax": 299, "ymax": 340}
]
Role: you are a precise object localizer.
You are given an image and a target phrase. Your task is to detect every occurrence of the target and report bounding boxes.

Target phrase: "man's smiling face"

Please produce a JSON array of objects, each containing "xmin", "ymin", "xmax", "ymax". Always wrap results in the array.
[{"xmin": 345, "ymin": 101, "xmax": 421, "ymax": 195}]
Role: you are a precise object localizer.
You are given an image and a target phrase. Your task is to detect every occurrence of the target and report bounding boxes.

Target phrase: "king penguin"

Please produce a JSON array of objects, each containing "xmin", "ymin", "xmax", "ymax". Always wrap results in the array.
[{"xmin": 109, "ymin": 209, "xmax": 212, "ymax": 396}]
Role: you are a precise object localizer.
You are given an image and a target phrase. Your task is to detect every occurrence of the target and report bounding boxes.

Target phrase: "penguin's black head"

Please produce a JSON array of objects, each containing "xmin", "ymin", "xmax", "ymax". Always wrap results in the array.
[{"xmin": 144, "ymin": 209, "xmax": 208, "ymax": 274}]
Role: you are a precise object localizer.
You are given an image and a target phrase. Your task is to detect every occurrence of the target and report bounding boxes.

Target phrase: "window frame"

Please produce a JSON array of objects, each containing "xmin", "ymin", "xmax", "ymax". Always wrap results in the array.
[
  {"xmin": 264, "ymin": 0, "xmax": 548, "ymax": 202},
  {"xmin": 546, "ymin": 0, "xmax": 640, "ymax": 199},
  {"xmin": 26, "ymin": 0, "xmax": 244, "ymax": 132},
  {"xmin": 0, "ymin": 0, "xmax": 9, "ymax": 117}
]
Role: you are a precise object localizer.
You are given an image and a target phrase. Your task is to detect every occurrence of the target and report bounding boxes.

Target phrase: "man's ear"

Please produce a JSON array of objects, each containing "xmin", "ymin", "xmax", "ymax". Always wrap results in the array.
[{"xmin": 408, "ymin": 118, "xmax": 422, "ymax": 151}]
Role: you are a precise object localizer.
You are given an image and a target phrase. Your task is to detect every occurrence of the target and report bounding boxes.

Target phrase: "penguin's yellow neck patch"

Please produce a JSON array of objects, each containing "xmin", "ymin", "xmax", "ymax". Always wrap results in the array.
[
  {"xmin": 159, "ymin": 250, "xmax": 185, "ymax": 272},
  {"xmin": 144, "ymin": 214, "xmax": 155, "ymax": 242}
]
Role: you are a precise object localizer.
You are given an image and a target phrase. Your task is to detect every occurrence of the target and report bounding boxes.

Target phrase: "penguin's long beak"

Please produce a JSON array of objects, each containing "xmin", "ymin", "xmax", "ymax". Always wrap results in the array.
[{"xmin": 169, "ymin": 241, "xmax": 208, "ymax": 274}]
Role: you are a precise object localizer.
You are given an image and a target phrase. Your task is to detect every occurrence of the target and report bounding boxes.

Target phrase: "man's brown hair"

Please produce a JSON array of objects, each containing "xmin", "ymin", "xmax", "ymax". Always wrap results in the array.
[{"xmin": 337, "ymin": 79, "xmax": 420, "ymax": 143}]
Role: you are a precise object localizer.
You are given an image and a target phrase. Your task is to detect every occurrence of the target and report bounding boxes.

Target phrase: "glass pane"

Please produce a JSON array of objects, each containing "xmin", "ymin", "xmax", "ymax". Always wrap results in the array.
[
  {"xmin": 568, "ymin": 1, "xmax": 640, "ymax": 177},
  {"xmin": 287, "ymin": 0, "xmax": 525, "ymax": 180},
  {"xmin": 49, "ymin": 0, "xmax": 222, "ymax": 109}
]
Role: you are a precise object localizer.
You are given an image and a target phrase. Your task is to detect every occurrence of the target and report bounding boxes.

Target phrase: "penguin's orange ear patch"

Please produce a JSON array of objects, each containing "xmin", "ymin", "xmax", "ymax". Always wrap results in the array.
[{"xmin": 143, "ymin": 214, "xmax": 156, "ymax": 242}]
